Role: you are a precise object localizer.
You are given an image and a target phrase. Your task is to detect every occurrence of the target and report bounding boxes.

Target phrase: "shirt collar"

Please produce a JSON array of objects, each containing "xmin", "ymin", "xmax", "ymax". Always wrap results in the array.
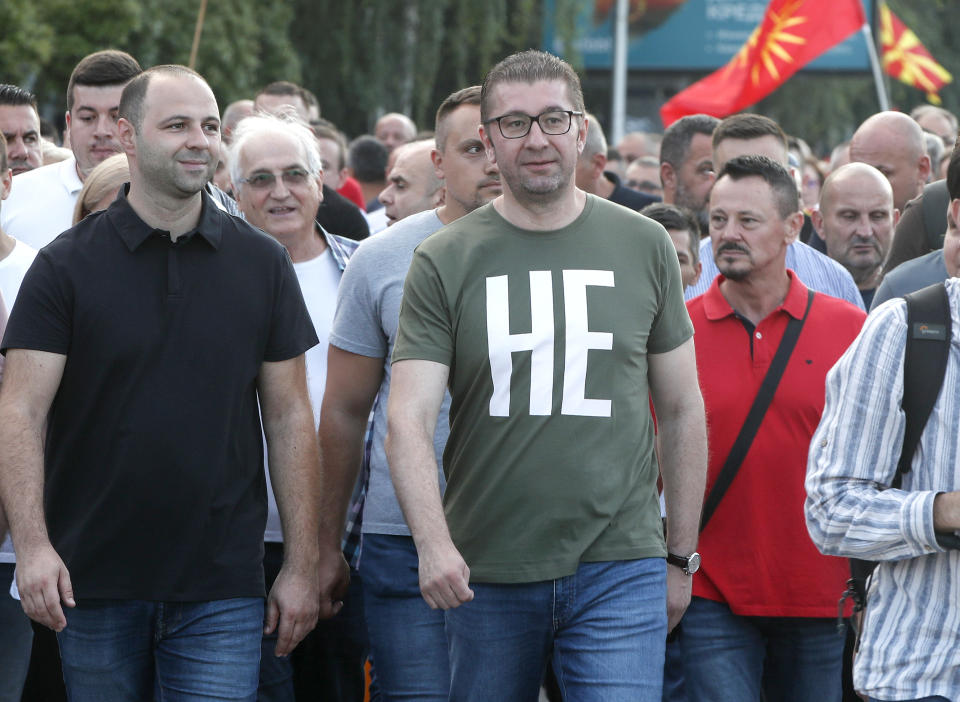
[
  {"xmin": 108, "ymin": 184, "xmax": 224, "ymax": 251},
  {"xmin": 318, "ymin": 225, "xmax": 356, "ymax": 271},
  {"xmin": 61, "ymin": 157, "xmax": 84, "ymax": 195},
  {"xmin": 702, "ymin": 269, "xmax": 809, "ymax": 321}
]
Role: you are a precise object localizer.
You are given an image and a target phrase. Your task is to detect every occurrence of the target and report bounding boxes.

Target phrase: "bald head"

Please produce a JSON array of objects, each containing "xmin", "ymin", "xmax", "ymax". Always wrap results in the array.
[
  {"xmin": 849, "ymin": 111, "xmax": 930, "ymax": 211},
  {"xmin": 820, "ymin": 162, "xmax": 893, "ymax": 213},
  {"xmin": 375, "ymin": 112, "xmax": 417, "ymax": 153},
  {"xmin": 813, "ymin": 162, "xmax": 897, "ymax": 290},
  {"xmin": 222, "ymin": 99, "xmax": 255, "ymax": 143},
  {"xmin": 378, "ymin": 139, "xmax": 443, "ymax": 225},
  {"xmin": 616, "ymin": 131, "xmax": 660, "ymax": 162}
]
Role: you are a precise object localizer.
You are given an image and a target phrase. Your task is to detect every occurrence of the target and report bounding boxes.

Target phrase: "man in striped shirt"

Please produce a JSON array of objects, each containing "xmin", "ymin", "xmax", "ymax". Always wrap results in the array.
[{"xmin": 806, "ymin": 148, "xmax": 960, "ymax": 701}]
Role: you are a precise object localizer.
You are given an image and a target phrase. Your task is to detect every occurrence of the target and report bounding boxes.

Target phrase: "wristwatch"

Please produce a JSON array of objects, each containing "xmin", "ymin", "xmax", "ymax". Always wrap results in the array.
[{"xmin": 666, "ymin": 551, "xmax": 701, "ymax": 575}]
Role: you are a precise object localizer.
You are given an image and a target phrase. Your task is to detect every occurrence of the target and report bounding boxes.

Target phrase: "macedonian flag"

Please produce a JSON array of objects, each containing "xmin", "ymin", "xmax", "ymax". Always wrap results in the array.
[
  {"xmin": 660, "ymin": 0, "xmax": 866, "ymax": 126},
  {"xmin": 879, "ymin": 3, "xmax": 952, "ymax": 105}
]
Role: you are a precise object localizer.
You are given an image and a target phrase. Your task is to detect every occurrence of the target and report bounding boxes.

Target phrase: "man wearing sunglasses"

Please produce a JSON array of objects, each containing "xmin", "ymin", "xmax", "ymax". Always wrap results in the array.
[{"xmin": 386, "ymin": 50, "xmax": 706, "ymax": 701}]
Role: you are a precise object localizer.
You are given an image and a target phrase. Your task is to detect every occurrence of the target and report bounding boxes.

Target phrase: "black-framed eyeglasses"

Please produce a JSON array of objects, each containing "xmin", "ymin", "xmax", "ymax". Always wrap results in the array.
[
  {"xmin": 483, "ymin": 110, "xmax": 583, "ymax": 139},
  {"xmin": 238, "ymin": 168, "xmax": 312, "ymax": 190}
]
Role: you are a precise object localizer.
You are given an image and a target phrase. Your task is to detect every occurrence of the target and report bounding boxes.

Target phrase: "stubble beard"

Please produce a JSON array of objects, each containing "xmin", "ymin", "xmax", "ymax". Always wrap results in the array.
[
  {"xmin": 501, "ymin": 166, "xmax": 570, "ymax": 208},
  {"xmin": 716, "ymin": 244, "xmax": 754, "ymax": 282}
]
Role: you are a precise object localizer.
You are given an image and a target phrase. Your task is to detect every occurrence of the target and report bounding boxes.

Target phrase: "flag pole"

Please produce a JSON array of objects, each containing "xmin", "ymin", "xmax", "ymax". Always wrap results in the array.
[
  {"xmin": 610, "ymin": 0, "xmax": 628, "ymax": 147},
  {"xmin": 189, "ymin": 0, "xmax": 209, "ymax": 70},
  {"xmin": 861, "ymin": 23, "xmax": 889, "ymax": 111}
]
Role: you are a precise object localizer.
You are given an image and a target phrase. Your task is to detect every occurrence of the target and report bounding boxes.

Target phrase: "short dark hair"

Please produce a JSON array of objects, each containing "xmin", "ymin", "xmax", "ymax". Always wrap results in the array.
[
  {"xmin": 716, "ymin": 154, "xmax": 799, "ymax": 218},
  {"xmin": 313, "ymin": 124, "xmax": 348, "ymax": 171},
  {"xmin": 435, "ymin": 86, "xmax": 481, "ymax": 152},
  {"xmin": 481, "ymin": 50, "xmax": 584, "ymax": 123},
  {"xmin": 67, "ymin": 50, "xmax": 142, "ymax": 112},
  {"xmin": 119, "ymin": 65, "xmax": 206, "ymax": 132},
  {"xmin": 661, "ymin": 114, "xmax": 719, "ymax": 167},
  {"xmin": 712, "ymin": 113, "xmax": 787, "ymax": 153},
  {"xmin": 256, "ymin": 80, "xmax": 310, "ymax": 106},
  {"xmin": 947, "ymin": 141, "xmax": 960, "ymax": 201},
  {"xmin": 0, "ymin": 84, "xmax": 37, "ymax": 110},
  {"xmin": 640, "ymin": 203, "xmax": 701, "ymax": 266},
  {"xmin": 347, "ymin": 135, "xmax": 389, "ymax": 183}
]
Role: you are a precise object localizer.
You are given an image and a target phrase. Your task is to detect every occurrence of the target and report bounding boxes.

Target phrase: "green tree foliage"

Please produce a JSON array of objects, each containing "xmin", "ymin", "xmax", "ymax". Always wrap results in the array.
[
  {"xmin": 125, "ymin": 0, "xmax": 301, "ymax": 107},
  {"xmin": 0, "ymin": 0, "xmax": 55, "ymax": 92},
  {"xmin": 3, "ymin": 0, "xmax": 577, "ymax": 138},
  {"xmin": 290, "ymin": 0, "xmax": 580, "ymax": 137},
  {"xmin": 2, "ymin": 0, "xmax": 299, "ymax": 123}
]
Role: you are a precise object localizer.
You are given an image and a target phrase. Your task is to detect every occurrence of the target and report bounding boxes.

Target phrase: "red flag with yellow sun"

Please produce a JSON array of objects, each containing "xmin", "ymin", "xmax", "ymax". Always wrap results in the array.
[
  {"xmin": 879, "ymin": 3, "xmax": 952, "ymax": 105},
  {"xmin": 660, "ymin": 0, "xmax": 866, "ymax": 126}
]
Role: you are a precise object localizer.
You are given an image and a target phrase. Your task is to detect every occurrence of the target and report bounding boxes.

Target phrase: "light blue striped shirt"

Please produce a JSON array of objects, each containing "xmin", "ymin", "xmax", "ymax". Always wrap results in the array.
[
  {"xmin": 686, "ymin": 238, "xmax": 865, "ymax": 310},
  {"xmin": 805, "ymin": 278, "xmax": 960, "ymax": 700}
]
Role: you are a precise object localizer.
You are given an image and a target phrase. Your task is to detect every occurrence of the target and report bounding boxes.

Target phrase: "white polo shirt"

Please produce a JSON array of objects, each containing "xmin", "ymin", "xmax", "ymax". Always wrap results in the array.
[{"xmin": 1, "ymin": 157, "xmax": 84, "ymax": 250}]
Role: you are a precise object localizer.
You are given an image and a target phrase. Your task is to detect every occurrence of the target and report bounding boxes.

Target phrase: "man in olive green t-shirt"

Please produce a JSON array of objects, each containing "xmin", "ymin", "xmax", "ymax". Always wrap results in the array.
[{"xmin": 387, "ymin": 50, "xmax": 706, "ymax": 702}]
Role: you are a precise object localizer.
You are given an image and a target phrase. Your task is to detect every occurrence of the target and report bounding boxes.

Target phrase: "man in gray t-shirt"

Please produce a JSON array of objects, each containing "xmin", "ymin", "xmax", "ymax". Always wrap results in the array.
[{"xmin": 317, "ymin": 86, "xmax": 501, "ymax": 699}]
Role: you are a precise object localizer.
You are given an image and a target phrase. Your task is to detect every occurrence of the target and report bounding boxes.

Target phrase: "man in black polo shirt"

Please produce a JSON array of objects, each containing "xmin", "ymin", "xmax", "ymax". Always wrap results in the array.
[{"xmin": 0, "ymin": 65, "xmax": 325, "ymax": 701}]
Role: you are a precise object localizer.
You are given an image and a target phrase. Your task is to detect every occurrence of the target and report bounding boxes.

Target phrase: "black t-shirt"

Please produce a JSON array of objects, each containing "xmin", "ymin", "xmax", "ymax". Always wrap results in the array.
[
  {"xmin": 1, "ymin": 187, "xmax": 318, "ymax": 601},
  {"xmin": 316, "ymin": 185, "xmax": 369, "ymax": 241}
]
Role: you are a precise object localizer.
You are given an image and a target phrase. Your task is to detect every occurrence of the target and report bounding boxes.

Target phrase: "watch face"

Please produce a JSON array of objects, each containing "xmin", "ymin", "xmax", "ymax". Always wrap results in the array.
[{"xmin": 687, "ymin": 552, "xmax": 701, "ymax": 574}]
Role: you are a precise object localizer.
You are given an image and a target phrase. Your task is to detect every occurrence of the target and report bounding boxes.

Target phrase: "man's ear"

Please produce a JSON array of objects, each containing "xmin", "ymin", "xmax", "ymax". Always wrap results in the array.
[
  {"xmin": 690, "ymin": 260, "xmax": 702, "ymax": 287},
  {"xmin": 117, "ymin": 117, "xmax": 136, "ymax": 155},
  {"xmin": 479, "ymin": 124, "xmax": 497, "ymax": 165},
  {"xmin": 0, "ymin": 167, "xmax": 12, "ymax": 201},
  {"xmin": 948, "ymin": 198, "xmax": 960, "ymax": 231},
  {"xmin": 660, "ymin": 161, "xmax": 676, "ymax": 192},
  {"xmin": 592, "ymin": 151, "xmax": 606, "ymax": 180},
  {"xmin": 785, "ymin": 210, "xmax": 804, "ymax": 245},
  {"xmin": 431, "ymin": 148, "xmax": 444, "ymax": 180},
  {"xmin": 918, "ymin": 153, "xmax": 932, "ymax": 185},
  {"xmin": 810, "ymin": 207, "xmax": 824, "ymax": 237}
]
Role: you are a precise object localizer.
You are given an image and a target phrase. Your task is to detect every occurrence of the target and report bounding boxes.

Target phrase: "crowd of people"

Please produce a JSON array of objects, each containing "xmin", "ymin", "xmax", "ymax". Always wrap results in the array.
[{"xmin": 0, "ymin": 45, "xmax": 957, "ymax": 702}]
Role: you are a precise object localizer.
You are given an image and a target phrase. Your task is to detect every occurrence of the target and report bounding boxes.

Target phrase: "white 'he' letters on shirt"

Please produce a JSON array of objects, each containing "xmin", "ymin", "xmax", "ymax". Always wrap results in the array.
[
  {"xmin": 561, "ymin": 270, "xmax": 613, "ymax": 416},
  {"xmin": 485, "ymin": 270, "xmax": 614, "ymax": 418}
]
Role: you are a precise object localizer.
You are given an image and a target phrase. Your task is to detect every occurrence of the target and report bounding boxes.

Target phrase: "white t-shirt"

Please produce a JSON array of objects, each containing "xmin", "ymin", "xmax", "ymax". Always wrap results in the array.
[
  {"xmin": 1, "ymin": 158, "xmax": 84, "ymax": 251},
  {"xmin": 263, "ymin": 248, "xmax": 342, "ymax": 542},
  {"xmin": 0, "ymin": 239, "xmax": 38, "ymax": 311},
  {"xmin": 0, "ymin": 239, "xmax": 39, "ymax": 567}
]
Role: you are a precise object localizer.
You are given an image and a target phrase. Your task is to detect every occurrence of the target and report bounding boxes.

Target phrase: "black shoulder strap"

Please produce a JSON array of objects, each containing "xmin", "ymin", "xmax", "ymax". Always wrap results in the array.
[
  {"xmin": 895, "ymin": 282, "xmax": 952, "ymax": 487},
  {"xmin": 848, "ymin": 282, "xmax": 954, "ymax": 601},
  {"xmin": 922, "ymin": 180, "xmax": 950, "ymax": 251},
  {"xmin": 700, "ymin": 289, "xmax": 815, "ymax": 532}
]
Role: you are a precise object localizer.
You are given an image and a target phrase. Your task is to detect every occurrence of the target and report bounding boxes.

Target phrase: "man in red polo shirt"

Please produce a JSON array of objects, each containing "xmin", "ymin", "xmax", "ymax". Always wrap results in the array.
[{"xmin": 681, "ymin": 155, "xmax": 865, "ymax": 702}]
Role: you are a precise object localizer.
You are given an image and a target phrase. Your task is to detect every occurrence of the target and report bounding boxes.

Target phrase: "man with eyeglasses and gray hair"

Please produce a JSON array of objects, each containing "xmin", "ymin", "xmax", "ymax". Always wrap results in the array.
[
  {"xmin": 386, "ymin": 49, "xmax": 706, "ymax": 701},
  {"xmin": 228, "ymin": 113, "xmax": 370, "ymax": 701}
]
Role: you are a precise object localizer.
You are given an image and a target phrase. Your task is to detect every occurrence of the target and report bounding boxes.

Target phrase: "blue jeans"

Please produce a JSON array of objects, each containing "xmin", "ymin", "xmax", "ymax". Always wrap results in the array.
[
  {"xmin": 360, "ymin": 534, "xmax": 449, "ymax": 701},
  {"xmin": 57, "ymin": 597, "xmax": 263, "ymax": 702},
  {"xmin": 870, "ymin": 698, "xmax": 950, "ymax": 701},
  {"xmin": 661, "ymin": 638, "xmax": 686, "ymax": 702},
  {"xmin": 680, "ymin": 596, "xmax": 844, "ymax": 702},
  {"xmin": 444, "ymin": 558, "xmax": 667, "ymax": 702}
]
